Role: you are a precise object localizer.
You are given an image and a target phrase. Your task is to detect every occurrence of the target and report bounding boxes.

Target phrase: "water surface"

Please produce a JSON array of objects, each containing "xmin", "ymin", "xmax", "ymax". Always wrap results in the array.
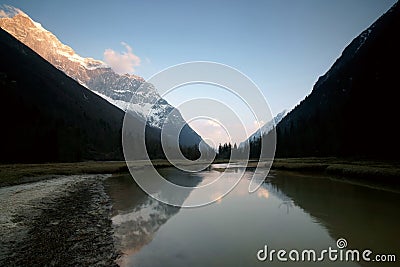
[{"xmin": 105, "ymin": 167, "xmax": 399, "ymax": 267}]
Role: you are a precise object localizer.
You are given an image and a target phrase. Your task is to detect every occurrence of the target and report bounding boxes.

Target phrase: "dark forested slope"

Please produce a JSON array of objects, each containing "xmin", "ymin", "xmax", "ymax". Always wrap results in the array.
[
  {"xmin": 275, "ymin": 2, "xmax": 400, "ymax": 159},
  {"xmin": 0, "ymin": 28, "xmax": 128, "ymax": 162}
]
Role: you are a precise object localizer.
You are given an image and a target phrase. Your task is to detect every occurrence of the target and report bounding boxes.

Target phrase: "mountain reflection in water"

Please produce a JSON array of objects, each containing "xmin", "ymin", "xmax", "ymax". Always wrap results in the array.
[{"xmin": 105, "ymin": 167, "xmax": 399, "ymax": 267}]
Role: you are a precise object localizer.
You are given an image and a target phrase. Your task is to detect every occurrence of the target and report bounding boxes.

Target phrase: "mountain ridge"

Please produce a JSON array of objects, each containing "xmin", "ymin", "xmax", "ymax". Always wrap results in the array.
[
  {"xmin": 240, "ymin": 110, "xmax": 287, "ymax": 148},
  {"xmin": 0, "ymin": 7, "xmax": 202, "ymax": 147},
  {"xmin": 274, "ymin": 2, "xmax": 400, "ymax": 158},
  {"xmin": 0, "ymin": 27, "xmax": 127, "ymax": 162}
]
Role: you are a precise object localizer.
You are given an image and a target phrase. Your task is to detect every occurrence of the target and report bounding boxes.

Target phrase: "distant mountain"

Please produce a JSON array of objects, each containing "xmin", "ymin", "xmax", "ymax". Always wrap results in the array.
[
  {"xmin": 275, "ymin": 2, "xmax": 400, "ymax": 158},
  {"xmin": 240, "ymin": 110, "xmax": 287, "ymax": 147},
  {"xmin": 0, "ymin": 8, "xmax": 201, "ymax": 147},
  {"xmin": 0, "ymin": 27, "xmax": 162, "ymax": 163}
]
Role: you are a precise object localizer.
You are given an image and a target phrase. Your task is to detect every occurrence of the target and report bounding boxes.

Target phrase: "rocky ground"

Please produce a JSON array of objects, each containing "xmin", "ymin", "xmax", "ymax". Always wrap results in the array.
[{"xmin": 0, "ymin": 175, "xmax": 119, "ymax": 266}]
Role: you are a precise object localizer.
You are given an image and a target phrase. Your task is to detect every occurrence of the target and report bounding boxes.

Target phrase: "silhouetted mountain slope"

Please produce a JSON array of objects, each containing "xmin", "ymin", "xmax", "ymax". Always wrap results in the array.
[
  {"xmin": 0, "ymin": 9, "xmax": 202, "ymax": 148},
  {"xmin": 275, "ymin": 2, "xmax": 400, "ymax": 159},
  {"xmin": 0, "ymin": 28, "xmax": 143, "ymax": 162}
]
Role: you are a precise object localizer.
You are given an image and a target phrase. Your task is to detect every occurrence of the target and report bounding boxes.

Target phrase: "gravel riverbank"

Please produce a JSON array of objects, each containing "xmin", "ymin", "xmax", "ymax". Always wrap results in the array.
[{"xmin": 0, "ymin": 174, "xmax": 119, "ymax": 266}]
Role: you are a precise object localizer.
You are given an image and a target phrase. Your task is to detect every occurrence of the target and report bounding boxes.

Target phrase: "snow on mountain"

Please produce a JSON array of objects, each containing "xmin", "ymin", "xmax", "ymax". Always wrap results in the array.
[
  {"xmin": 240, "ymin": 110, "xmax": 287, "ymax": 147},
  {"xmin": 0, "ymin": 7, "xmax": 200, "ymax": 139},
  {"xmin": 0, "ymin": 9, "xmax": 107, "ymax": 74}
]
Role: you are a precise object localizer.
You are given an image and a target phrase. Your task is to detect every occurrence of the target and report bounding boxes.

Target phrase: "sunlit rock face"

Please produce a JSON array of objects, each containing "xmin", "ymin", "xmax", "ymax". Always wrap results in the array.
[{"xmin": 0, "ymin": 9, "xmax": 202, "ymax": 146}]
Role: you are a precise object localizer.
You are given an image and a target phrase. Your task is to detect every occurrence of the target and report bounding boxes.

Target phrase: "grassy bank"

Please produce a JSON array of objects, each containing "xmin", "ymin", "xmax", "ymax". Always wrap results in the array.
[
  {"xmin": 272, "ymin": 157, "xmax": 400, "ymax": 189},
  {"xmin": 0, "ymin": 161, "xmax": 129, "ymax": 187},
  {"xmin": 273, "ymin": 157, "xmax": 400, "ymax": 175},
  {"xmin": 1, "ymin": 158, "xmax": 399, "ymax": 188}
]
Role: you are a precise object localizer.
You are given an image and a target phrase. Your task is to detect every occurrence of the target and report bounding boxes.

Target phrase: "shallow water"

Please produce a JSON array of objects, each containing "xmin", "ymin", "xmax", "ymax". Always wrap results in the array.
[{"xmin": 105, "ymin": 167, "xmax": 400, "ymax": 267}]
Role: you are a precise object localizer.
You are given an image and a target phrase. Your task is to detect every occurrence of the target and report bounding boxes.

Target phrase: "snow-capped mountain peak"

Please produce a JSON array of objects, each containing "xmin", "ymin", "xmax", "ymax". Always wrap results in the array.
[
  {"xmin": 240, "ymin": 110, "xmax": 287, "ymax": 147},
  {"xmin": 0, "ymin": 6, "xmax": 202, "ymax": 147},
  {"xmin": 0, "ymin": 8, "xmax": 108, "ymax": 75}
]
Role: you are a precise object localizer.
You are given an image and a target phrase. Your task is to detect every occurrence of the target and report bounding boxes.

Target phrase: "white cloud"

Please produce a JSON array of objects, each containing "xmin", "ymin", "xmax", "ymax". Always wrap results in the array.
[
  {"xmin": 0, "ymin": 5, "xmax": 24, "ymax": 18},
  {"xmin": 103, "ymin": 42, "xmax": 141, "ymax": 74},
  {"xmin": 189, "ymin": 119, "xmax": 231, "ymax": 148},
  {"xmin": 257, "ymin": 188, "xmax": 269, "ymax": 199},
  {"xmin": 206, "ymin": 120, "xmax": 221, "ymax": 127}
]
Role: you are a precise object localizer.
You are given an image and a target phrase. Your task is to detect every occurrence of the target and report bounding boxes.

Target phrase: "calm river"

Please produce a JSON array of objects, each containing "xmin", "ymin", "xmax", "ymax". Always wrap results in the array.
[{"xmin": 105, "ymin": 166, "xmax": 399, "ymax": 267}]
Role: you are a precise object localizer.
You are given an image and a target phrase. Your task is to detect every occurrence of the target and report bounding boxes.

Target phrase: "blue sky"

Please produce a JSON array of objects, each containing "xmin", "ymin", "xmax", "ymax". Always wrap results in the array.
[{"xmin": 0, "ymin": 0, "xmax": 396, "ymax": 144}]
